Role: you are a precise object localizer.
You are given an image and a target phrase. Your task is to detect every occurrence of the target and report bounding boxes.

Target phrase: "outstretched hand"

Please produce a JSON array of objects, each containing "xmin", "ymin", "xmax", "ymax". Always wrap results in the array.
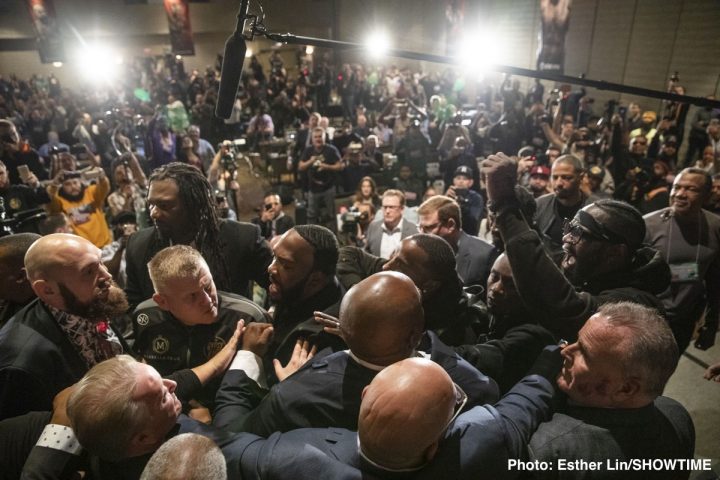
[
  {"xmin": 273, "ymin": 339, "xmax": 317, "ymax": 381},
  {"xmin": 314, "ymin": 311, "xmax": 343, "ymax": 339},
  {"xmin": 703, "ymin": 361, "xmax": 720, "ymax": 382}
]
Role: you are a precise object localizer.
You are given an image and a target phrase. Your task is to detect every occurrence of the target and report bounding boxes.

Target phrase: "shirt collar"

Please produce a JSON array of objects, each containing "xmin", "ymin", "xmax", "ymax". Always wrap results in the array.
[{"xmin": 381, "ymin": 218, "xmax": 403, "ymax": 234}]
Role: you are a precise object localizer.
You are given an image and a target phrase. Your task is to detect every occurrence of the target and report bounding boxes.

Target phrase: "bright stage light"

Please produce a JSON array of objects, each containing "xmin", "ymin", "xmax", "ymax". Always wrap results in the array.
[
  {"xmin": 73, "ymin": 43, "xmax": 122, "ymax": 84},
  {"xmin": 364, "ymin": 30, "xmax": 390, "ymax": 59},
  {"xmin": 305, "ymin": 45, "xmax": 314, "ymax": 55},
  {"xmin": 456, "ymin": 29, "xmax": 506, "ymax": 77},
  {"xmin": 52, "ymin": 61, "xmax": 63, "ymax": 68}
]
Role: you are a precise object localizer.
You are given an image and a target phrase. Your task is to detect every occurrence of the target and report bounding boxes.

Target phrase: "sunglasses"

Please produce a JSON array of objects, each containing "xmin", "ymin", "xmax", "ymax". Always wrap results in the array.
[{"xmin": 562, "ymin": 210, "xmax": 625, "ymax": 245}]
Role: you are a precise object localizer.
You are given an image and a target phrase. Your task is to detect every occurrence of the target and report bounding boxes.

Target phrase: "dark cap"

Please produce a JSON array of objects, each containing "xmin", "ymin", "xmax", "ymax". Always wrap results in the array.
[
  {"xmin": 454, "ymin": 165, "xmax": 473, "ymax": 178},
  {"xmin": 587, "ymin": 165, "xmax": 604, "ymax": 180},
  {"xmin": 663, "ymin": 135, "xmax": 678, "ymax": 147},
  {"xmin": 530, "ymin": 165, "xmax": 550, "ymax": 178},
  {"xmin": 111, "ymin": 211, "xmax": 137, "ymax": 226}
]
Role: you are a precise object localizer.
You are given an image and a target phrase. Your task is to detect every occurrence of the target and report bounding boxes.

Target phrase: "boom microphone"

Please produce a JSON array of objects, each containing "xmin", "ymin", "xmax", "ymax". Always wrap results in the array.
[{"xmin": 215, "ymin": 0, "xmax": 250, "ymax": 119}]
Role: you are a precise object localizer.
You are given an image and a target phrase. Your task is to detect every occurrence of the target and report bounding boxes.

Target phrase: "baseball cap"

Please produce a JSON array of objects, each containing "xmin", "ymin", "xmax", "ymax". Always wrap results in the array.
[
  {"xmin": 529, "ymin": 165, "xmax": 550, "ymax": 178},
  {"xmin": 454, "ymin": 165, "xmax": 473, "ymax": 178}
]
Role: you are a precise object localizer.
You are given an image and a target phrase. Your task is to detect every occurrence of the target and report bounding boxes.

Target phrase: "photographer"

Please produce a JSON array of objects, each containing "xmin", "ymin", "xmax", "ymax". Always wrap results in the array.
[
  {"xmin": 342, "ymin": 141, "xmax": 378, "ymax": 193},
  {"xmin": 338, "ymin": 201, "xmax": 375, "ymax": 248},
  {"xmin": 0, "ymin": 160, "xmax": 50, "ymax": 218},
  {"xmin": 0, "ymin": 119, "xmax": 47, "ymax": 185},
  {"xmin": 107, "ymin": 153, "xmax": 148, "ymax": 227},
  {"xmin": 251, "ymin": 193, "xmax": 294, "ymax": 241},
  {"xmin": 46, "ymin": 167, "xmax": 111, "ymax": 248},
  {"xmin": 446, "ymin": 166, "xmax": 484, "ymax": 236},
  {"xmin": 298, "ymin": 127, "xmax": 342, "ymax": 225}
]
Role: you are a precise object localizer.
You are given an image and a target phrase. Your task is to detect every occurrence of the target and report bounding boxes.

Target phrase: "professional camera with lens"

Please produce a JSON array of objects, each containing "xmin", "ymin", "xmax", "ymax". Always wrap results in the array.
[
  {"xmin": 340, "ymin": 206, "xmax": 370, "ymax": 234},
  {"xmin": 454, "ymin": 187, "xmax": 469, "ymax": 204}
]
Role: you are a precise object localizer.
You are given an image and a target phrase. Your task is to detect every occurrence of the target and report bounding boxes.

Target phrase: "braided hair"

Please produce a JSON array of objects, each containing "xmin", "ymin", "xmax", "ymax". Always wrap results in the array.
[{"xmin": 148, "ymin": 162, "xmax": 230, "ymax": 290}]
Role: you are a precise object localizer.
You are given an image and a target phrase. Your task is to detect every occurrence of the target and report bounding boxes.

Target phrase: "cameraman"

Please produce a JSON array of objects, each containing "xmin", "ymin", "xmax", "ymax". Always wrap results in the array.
[
  {"xmin": 46, "ymin": 168, "xmax": 111, "ymax": 248},
  {"xmin": 251, "ymin": 193, "xmax": 294, "ymax": 241},
  {"xmin": 446, "ymin": 166, "xmax": 484, "ymax": 235}
]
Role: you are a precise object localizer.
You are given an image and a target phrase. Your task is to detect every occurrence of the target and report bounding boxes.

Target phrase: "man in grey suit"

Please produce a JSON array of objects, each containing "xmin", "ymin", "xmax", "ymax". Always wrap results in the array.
[
  {"xmin": 417, "ymin": 195, "xmax": 498, "ymax": 289},
  {"xmin": 364, "ymin": 189, "xmax": 417, "ymax": 257}
]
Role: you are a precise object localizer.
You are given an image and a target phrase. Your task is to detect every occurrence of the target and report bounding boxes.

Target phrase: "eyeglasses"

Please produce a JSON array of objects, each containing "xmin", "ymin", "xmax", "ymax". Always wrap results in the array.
[
  {"xmin": 562, "ymin": 210, "xmax": 626, "ymax": 245},
  {"xmin": 419, "ymin": 221, "xmax": 442, "ymax": 233},
  {"xmin": 444, "ymin": 383, "xmax": 468, "ymax": 431}
]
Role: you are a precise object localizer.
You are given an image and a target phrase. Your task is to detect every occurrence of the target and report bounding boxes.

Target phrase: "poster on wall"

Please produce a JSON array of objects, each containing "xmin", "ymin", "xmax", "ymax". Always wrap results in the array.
[
  {"xmin": 536, "ymin": 0, "xmax": 572, "ymax": 73},
  {"xmin": 25, "ymin": 0, "xmax": 64, "ymax": 63},
  {"xmin": 163, "ymin": 0, "xmax": 195, "ymax": 55}
]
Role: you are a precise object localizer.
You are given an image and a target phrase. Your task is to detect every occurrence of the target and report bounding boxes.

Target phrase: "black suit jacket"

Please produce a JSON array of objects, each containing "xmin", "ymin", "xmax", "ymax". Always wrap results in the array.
[
  {"xmin": 455, "ymin": 231, "xmax": 498, "ymax": 288},
  {"xmin": 124, "ymin": 220, "xmax": 272, "ymax": 309},
  {"xmin": 0, "ymin": 300, "xmax": 88, "ymax": 421},
  {"xmin": 213, "ymin": 331, "xmax": 499, "ymax": 436}
]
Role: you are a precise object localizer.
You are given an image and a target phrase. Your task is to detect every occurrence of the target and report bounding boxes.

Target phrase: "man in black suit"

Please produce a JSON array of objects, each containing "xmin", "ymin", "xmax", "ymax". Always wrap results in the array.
[
  {"xmin": 125, "ymin": 162, "xmax": 272, "ymax": 309},
  {"xmin": 212, "ymin": 271, "xmax": 498, "ymax": 435},
  {"xmin": 22, "ymin": 351, "xmax": 562, "ymax": 480},
  {"xmin": 0, "ymin": 233, "xmax": 129, "ymax": 420},
  {"xmin": 417, "ymin": 195, "xmax": 498, "ymax": 289},
  {"xmin": 265, "ymin": 225, "xmax": 346, "ymax": 370}
]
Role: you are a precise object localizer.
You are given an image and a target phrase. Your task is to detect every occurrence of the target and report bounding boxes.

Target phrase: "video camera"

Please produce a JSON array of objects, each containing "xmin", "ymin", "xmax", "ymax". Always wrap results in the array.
[
  {"xmin": 340, "ymin": 206, "xmax": 370, "ymax": 234},
  {"xmin": 0, "ymin": 198, "xmax": 48, "ymax": 237},
  {"xmin": 217, "ymin": 139, "xmax": 247, "ymax": 173}
]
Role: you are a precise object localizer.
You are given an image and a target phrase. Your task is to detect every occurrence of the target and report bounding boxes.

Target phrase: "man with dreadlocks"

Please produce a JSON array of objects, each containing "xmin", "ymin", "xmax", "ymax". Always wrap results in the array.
[{"xmin": 125, "ymin": 163, "xmax": 272, "ymax": 309}]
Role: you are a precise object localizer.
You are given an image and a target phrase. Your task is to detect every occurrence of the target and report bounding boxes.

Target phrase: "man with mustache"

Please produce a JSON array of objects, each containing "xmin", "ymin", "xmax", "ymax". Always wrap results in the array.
[
  {"xmin": 0, "ymin": 233, "xmax": 128, "ymax": 420},
  {"xmin": 534, "ymin": 154, "xmax": 592, "ymax": 258},
  {"xmin": 481, "ymin": 152, "xmax": 670, "ymax": 341}
]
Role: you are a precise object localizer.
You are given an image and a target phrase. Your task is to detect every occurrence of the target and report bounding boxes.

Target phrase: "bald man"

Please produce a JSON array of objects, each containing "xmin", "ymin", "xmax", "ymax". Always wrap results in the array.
[
  {"xmin": 0, "ymin": 233, "xmax": 129, "ymax": 420},
  {"xmin": 213, "ymin": 271, "xmax": 498, "ymax": 436}
]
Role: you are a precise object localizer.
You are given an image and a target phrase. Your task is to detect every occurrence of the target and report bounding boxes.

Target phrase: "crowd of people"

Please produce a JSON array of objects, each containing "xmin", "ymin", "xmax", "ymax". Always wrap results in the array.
[{"xmin": 0, "ymin": 47, "xmax": 719, "ymax": 480}]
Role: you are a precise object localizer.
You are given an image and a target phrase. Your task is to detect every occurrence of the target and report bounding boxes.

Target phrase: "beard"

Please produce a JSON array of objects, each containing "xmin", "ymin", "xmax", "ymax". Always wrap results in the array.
[
  {"xmin": 58, "ymin": 281, "xmax": 129, "ymax": 319},
  {"xmin": 59, "ymin": 185, "xmax": 86, "ymax": 203}
]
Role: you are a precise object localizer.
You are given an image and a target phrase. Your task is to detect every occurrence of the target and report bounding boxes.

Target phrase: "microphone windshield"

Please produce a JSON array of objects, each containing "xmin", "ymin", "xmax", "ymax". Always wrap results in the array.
[{"xmin": 215, "ymin": 33, "xmax": 247, "ymax": 119}]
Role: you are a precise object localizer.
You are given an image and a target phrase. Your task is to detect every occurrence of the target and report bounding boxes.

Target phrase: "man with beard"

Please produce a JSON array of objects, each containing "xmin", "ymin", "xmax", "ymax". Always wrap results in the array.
[
  {"xmin": 125, "ymin": 163, "xmax": 272, "ymax": 309},
  {"xmin": 46, "ymin": 168, "xmax": 111, "ymax": 248},
  {"xmin": 534, "ymin": 155, "xmax": 592, "ymax": 257},
  {"xmin": 528, "ymin": 302, "xmax": 694, "ymax": 478},
  {"xmin": 266, "ymin": 225, "xmax": 346, "ymax": 370},
  {"xmin": 644, "ymin": 168, "xmax": 720, "ymax": 352},
  {"xmin": 481, "ymin": 152, "xmax": 670, "ymax": 341},
  {"xmin": 0, "ymin": 233, "xmax": 128, "ymax": 420}
]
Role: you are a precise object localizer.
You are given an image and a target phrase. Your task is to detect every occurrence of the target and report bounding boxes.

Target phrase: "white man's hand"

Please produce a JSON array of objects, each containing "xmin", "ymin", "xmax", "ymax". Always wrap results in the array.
[
  {"xmin": 50, "ymin": 385, "xmax": 76, "ymax": 427},
  {"xmin": 703, "ymin": 362, "xmax": 720, "ymax": 382},
  {"xmin": 481, "ymin": 152, "xmax": 519, "ymax": 205},
  {"xmin": 273, "ymin": 339, "xmax": 317, "ymax": 381},
  {"xmin": 203, "ymin": 320, "xmax": 244, "ymax": 378}
]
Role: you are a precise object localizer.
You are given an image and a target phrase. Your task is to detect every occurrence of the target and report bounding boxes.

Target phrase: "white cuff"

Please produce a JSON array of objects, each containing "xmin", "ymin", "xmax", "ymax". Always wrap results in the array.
[
  {"xmin": 229, "ymin": 350, "xmax": 267, "ymax": 389},
  {"xmin": 36, "ymin": 424, "xmax": 83, "ymax": 455}
]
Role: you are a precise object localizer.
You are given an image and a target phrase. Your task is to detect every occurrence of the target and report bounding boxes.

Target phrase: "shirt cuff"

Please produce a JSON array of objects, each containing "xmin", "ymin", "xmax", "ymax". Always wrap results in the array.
[
  {"xmin": 229, "ymin": 350, "xmax": 267, "ymax": 389},
  {"xmin": 36, "ymin": 424, "xmax": 83, "ymax": 455}
]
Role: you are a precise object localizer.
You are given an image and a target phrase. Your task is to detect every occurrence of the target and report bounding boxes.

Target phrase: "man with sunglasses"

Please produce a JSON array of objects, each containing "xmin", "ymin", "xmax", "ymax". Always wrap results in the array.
[{"xmin": 481, "ymin": 152, "xmax": 670, "ymax": 341}]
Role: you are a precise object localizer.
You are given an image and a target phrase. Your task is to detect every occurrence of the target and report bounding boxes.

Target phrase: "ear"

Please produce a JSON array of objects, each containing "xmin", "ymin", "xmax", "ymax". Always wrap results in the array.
[
  {"xmin": 360, "ymin": 385, "xmax": 369, "ymax": 400},
  {"xmin": 612, "ymin": 378, "xmax": 642, "ymax": 404},
  {"xmin": 153, "ymin": 292, "xmax": 169, "ymax": 311},
  {"xmin": 420, "ymin": 279, "xmax": 442, "ymax": 297},
  {"xmin": 446, "ymin": 218, "xmax": 457, "ymax": 233},
  {"xmin": 14, "ymin": 267, "xmax": 29, "ymax": 285},
  {"xmin": 127, "ymin": 430, "xmax": 163, "ymax": 457},
  {"xmin": 422, "ymin": 441, "xmax": 440, "ymax": 463},
  {"xmin": 31, "ymin": 278, "xmax": 56, "ymax": 298}
]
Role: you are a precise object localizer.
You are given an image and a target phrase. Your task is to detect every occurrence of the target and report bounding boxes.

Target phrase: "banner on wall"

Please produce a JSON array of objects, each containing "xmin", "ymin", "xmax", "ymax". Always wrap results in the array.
[
  {"xmin": 163, "ymin": 0, "xmax": 195, "ymax": 55},
  {"xmin": 444, "ymin": 0, "xmax": 464, "ymax": 56},
  {"xmin": 25, "ymin": 0, "xmax": 64, "ymax": 63},
  {"xmin": 536, "ymin": 0, "xmax": 572, "ymax": 73}
]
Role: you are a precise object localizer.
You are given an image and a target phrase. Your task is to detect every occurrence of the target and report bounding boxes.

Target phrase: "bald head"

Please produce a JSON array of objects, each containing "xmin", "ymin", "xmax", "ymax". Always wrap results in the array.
[
  {"xmin": 140, "ymin": 433, "xmax": 226, "ymax": 480},
  {"xmin": 339, "ymin": 271, "xmax": 424, "ymax": 366},
  {"xmin": 25, "ymin": 233, "xmax": 98, "ymax": 282},
  {"xmin": 358, "ymin": 358, "xmax": 456, "ymax": 470}
]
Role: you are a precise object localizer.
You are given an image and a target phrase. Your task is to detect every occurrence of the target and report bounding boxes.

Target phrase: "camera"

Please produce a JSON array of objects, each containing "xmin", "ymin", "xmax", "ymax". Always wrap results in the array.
[
  {"xmin": 340, "ymin": 206, "xmax": 370, "ymax": 233},
  {"xmin": 313, "ymin": 159, "xmax": 323, "ymax": 168},
  {"xmin": 454, "ymin": 188, "xmax": 469, "ymax": 203}
]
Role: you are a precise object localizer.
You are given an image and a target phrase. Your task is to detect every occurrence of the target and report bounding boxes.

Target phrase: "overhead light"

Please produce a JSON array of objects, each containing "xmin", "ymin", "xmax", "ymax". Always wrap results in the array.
[
  {"xmin": 364, "ymin": 30, "xmax": 391, "ymax": 59},
  {"xmin": 52, "ymin": 61, "xmax": 63, "ymax": 68},
  {"xmin": 305, "ymin": 45, "xmax": 314, "ymax": 55},
  {"xmin": 245, "ymin": 48, "xmax": 253, "ymax": 58},
  {"xmin": 175, "ymin": 54, "xmax": 182, "ymax": 60}
]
